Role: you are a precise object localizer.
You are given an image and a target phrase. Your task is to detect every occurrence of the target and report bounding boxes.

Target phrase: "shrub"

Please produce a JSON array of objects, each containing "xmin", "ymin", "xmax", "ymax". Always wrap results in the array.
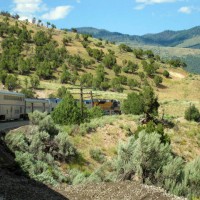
[
  {"xmin": 88, "ymin": 106, "xmax": 104, "ymax": 119},
  {"xmin": 38, "ymin": 115, "xmax": 59, "ymax": 136},
  {"xmin": 29, "ymin": 131, "xmax": 50, "ymax": 154},
  {"xmin": 185, "ymin": 105, "xmax": 200, "ymax": 122},
  {"xmin": 51, "ymin": 92, "xmax": 83, "ymax": 125},
  {"xmin": 20, "ymin": 88, "xmax": 35, "ymax": 98},
  {"xmin": 89, "ymin": 148, "xmax": 106, "ymax": 163},
  {"xmin": 184, "ymin": 157, "xmax": 200, "ymax": 198},
  {"xmin": 122, "ymin": 92, "xmax": 144, "ymax": 115},
  {"xmin": 114, "ymin": 131, "xmax": 172, "ymax": 183},
  {"xmin": 154, "ymin": 75, "xmax": 163, "ymax": 86},
  {"xmin": 163, "ymin": 70, "xmax": 170, "ymax": 78},
  {"xmin": 29, "ymin": 111, "xmax": 47, "ymax": 125},
  {"xmin": 54, "ymin": 132, "xmax": 78, "ymax": 162},
  {"xmin": 156, "ymin": 157, "xmax": 185, "ymax": 196}
]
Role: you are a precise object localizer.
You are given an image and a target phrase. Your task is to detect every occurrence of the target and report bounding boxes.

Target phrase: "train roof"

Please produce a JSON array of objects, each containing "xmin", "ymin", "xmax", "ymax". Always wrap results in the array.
[
  {"xmin": 0, "ymin": 90, "xmax": 25, "ymax": 97},
  {"xmin": 25, "ymin": 98, "xmax": 49, "ymax": 103}
]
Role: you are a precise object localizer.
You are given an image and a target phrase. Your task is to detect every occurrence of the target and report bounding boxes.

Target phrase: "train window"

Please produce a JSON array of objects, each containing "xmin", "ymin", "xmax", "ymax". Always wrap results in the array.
[
  {"xmin": 4, "ymin": 95, "xmax": 23, "ymax": 101},
  {"xmin": 15, "ymin": 110, "xmax": 19, "ymax": 114}
]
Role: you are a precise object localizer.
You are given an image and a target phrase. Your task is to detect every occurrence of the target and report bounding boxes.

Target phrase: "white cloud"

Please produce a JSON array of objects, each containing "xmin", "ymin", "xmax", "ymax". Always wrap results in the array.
[
  {"xmin": 178, "ymin": 6, "xmax": 192, "ymax": 14},
  {"xmin": 134, "ymin": 4, "xmax": 146, "ymax": 10},
  {"xmin": 134, "ymin": 0, "xmax": 177, "ymax": 10},
  {"xmin": 13, "ymin": 0, "xmax": 47, "ymax": 14},
  {"xmin": 12, "ymin": 0, "xmax": 73, "ymax": 22},
  {"xmin": 41, "ymin": 6, "xmax": 73, "ymax": 20}
]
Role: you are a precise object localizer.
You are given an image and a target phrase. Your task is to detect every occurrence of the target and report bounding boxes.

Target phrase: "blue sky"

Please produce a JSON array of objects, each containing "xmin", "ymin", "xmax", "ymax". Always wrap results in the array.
[{"xmin": 1, "ymin": 0, "xmax": 200, "ymax": 35}]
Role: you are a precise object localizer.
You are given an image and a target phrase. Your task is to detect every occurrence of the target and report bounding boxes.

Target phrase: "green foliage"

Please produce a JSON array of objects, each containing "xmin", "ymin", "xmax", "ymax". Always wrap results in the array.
[
  {"xmin": 145, "ymin": 50, "xmax": 154, "ymax": 58},
  {"xmin": 29, "ymin": 111, "xmax": 48, "ymax": 125},
  {"xmin": 33, "ymin": 31, "xmax": 50, "ymax": 46},
  {"xmin": 57, "ymin": 86, "xmax": 67, "ymax": 98},
  {"xmin": 36, "ymin": 61, "xmax": 53, "ymax": 79},
  {"xmin": 184, "ymin": 157, "xmax": 200, "ymax": 198},
  {"xmin": 185, "ymin": 104, "xmax": 200, "ymax": 122},
  {"xmin": 0, "ymin": 70, "xmax": 7, "ymax": 84},
  {"xmin": 62, "ymin": 36, "xmax": 72, "ymax": 45},
  {"xmin": 122, "ymin": 92, "xmax": 144, "ymax": 115},
  {"xmin": 4, "ymin": 109, "xmax": 80, "ymax": 186},
  {"xmin": 20, "ymin": 88, "xmax": 35, "ymax": 98},
  {"xmin": 5, "ymin": 74, "xmax": 18, "ymax": 90},
  {"xmin": 133, "ymin": 48, "xmax": 144, "ymax": 59},
  {"xmin": 127, "ymin": 78, "xmax": 139, "ymax": 89},
  {"xmin": 118, "ymin": 75, "xmax": 127, "ymax": 85},
  {"xmin": 86, "ymin": 47, "xmax": 104, "ymax": 61},
  {"xmin": 51, "ymin": 92, "xmax": 83, "ymax": 125},
  {"xmin": 154, "ymin": 75, "xmax": 163, "ymax": 86},
  {"xmin": 80, "ymin": 73, "xmax": 93, "ymax": 87},
  {"xmin": 54, "ymin": 132, "xmax": 78, "ymax": 162},
  {"xmin": 38, "ymin": 115, "xmax": 59, "ymax": 136},
  {"xmin": 145, "ymin": 121, "xmax": 170, "ymax": 144},
  {"xmin": 102, "ymin": 54, "xmax": 116, "ymax": 69},
  {"xmin": 67, "ymin": 54, "xmax": 83, "ymax": 70},
  {"xmin": 111, "ymin": 77, "xmax": 124, "ymax": 92},
  {"xmin": 119, "ymin": 43, "xmax": 132, "ymax": 52},
  {"xmin": 168, "ymin": 58, "xmax": 187, "ymax": 68},
  {"xmin": 114, "ymin": 131, "xmax": 172, "ymax": 183},
  {"xmin": 100, "ymin": 81, "xmax": 110, "ymax": 91},
  {"xmin": 30, "ymin": 74, "xmax": 40, "ymax": 89},
  {"xmin": 126, "ymin": 61, "xmax": 139, "ymax": 74},
  {"xmin": 122, "ymin": 86, "xmax": 159, "ymax": 119},
  {"xmin": 163, "ymin": 70, "xmax": 170, "ymax": 78},
  {"xmin": 112, "ymin": 65, "xmax": 121, "ymax": 76},
  {"xmin": 143, "ymin": 63, "xmax": 157, "ymax": 77},
  {"xmin": 89, "ymin": 148, "xmax": 106, "ymax": 163},
  {"xmin": 88, "ymin": 106, "xmax": 104, "ymax": 119},
  {"xmin": 60, "ymin": 70, "xmax": 71, "ymax": 84},
  {"xmin": 141, "ymin": 86, "xmax": 159, "ymax": 119}
]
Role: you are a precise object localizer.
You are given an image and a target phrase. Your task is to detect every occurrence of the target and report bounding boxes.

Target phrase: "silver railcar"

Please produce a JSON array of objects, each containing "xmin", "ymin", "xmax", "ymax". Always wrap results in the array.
[
  {"xmin": 25, "ymin": 98, "xmax": 50, "ymax": 114},
  {"xmin": 0, "ymin": 90, "xmax": 25, "ymax": 120}
]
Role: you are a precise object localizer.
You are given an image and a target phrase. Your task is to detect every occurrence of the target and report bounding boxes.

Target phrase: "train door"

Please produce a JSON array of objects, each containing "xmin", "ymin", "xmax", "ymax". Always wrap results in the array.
[
  {"xmin": 6, "ymin": 106, "xmax": 13, "ymax": 120},
  {"xmin": 43, "ymin": 103, "xmax": 45, "ymax": 112},
  {"xmin": 31, "ymin": 103, "xmax": 34, "ymax": 113}
]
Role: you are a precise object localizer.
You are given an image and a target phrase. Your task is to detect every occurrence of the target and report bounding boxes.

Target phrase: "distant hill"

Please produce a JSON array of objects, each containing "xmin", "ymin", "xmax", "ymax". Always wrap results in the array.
[
  {"xmin": 76, "ymin": 27, "xmax": 200, "ymax": 74},
  {"xmin": 76, "ymin": 26, "xmax": 200, "ymax": 49}
]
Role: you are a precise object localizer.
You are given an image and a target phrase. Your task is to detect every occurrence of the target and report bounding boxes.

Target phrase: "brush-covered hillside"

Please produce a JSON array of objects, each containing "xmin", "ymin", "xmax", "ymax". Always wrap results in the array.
[
  {"xmin": 0, "ymin": 14, "xmax": 200, "ymax": 117},
  {"xmin": 1, "ymin": 13, "xmax": 200, "ymax": 200}
]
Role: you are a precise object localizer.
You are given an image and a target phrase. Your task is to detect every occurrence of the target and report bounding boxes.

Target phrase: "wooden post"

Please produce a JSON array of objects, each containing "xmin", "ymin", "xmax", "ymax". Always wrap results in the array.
[
  {"xmin": 80, "ymin": 87, "xmax": 83, "ymax": 117},
  {"xmin": 90, "ymin": 91, "xmax": 94, "ymax": 108}
]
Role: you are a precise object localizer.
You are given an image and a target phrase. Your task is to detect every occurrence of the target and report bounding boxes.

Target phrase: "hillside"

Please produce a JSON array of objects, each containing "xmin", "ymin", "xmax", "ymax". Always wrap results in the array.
[
  {"xmin": 0, "ymin": 15, "xmax": 200, "ymax": 117},
  {"xmin": 0, "ymin": 14, "xmax": 200, "ymax": 200},
  {"xmin": 76, "ymin": 27, "xmax": 200, "ymax": 73}
]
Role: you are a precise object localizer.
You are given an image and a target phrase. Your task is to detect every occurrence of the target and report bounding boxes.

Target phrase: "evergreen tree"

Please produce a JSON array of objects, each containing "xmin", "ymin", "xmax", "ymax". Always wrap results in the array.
[{"xmin": 51, "ymin": 92, "xmax": 82, "ymax": 125}]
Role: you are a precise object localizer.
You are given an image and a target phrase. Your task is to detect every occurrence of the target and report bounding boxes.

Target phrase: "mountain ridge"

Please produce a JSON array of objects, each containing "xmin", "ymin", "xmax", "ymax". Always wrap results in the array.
[{"xmin": 76, "ymin": 26, "xmax": 200, "ymax": 48}]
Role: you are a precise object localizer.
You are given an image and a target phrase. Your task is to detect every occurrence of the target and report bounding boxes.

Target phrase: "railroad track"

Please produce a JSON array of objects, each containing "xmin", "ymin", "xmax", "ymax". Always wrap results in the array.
[{"xmin": 0, "ymin": 121, "xmax": 29, "ymax": 133}]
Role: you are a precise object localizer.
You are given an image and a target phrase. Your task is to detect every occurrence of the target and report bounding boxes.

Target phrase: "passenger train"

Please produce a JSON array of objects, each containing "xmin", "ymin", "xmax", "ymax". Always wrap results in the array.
[
  {"xmin": 0, "ymin": 90, "xmax": 121, "ymax": 121},
  {"xmin": 83, "ymin": 99, "xmax": 121, "ymax": 114},
  {"xmin": 0, "ymin": 90, "xmax": 61, "ymax": 121}
]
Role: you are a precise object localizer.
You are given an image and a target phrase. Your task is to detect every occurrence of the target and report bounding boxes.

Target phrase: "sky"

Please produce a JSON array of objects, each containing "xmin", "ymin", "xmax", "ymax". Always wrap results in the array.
[{"xmin": 1, "ymin": 0, "xmax": 200, "ymax": 35}]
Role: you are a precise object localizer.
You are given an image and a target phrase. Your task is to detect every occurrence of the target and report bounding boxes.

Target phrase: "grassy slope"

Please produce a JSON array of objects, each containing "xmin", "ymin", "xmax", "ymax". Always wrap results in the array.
[{"xmin": 0, "ymin": 16, "xmax": 200, "ymax": 117}]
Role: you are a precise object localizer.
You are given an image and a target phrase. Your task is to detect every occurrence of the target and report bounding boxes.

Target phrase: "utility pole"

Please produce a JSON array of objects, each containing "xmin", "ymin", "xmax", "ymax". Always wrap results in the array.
[
  {"xmin": 80, "ymin": 87, "xmax": 83, "ymax": 117},
  {"xmin": 90, "ymin": 91, "xmax": 94, "ymax": 107}
]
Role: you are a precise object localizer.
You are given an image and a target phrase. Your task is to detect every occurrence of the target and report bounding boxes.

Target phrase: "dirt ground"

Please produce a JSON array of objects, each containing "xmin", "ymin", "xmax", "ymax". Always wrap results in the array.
[
  {"xmin": 0, "ymin": 170, "xmax": 187, "ymax": 200},
  {"xmin": 61, "ymin": 182, "xmax": 186, "ymax": 200}
]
